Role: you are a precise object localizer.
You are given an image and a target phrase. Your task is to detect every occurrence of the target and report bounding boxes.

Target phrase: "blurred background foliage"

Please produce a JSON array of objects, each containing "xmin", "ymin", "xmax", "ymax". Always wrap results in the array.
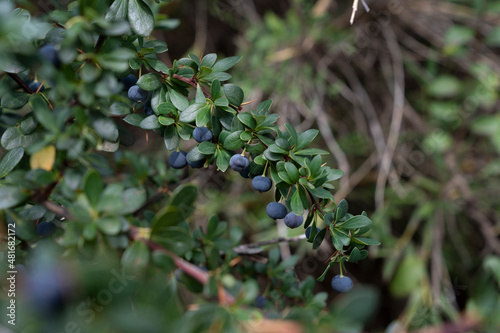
[{"xmin": 1, "ymin": 0, "xmax": 499, "ymax": 332}]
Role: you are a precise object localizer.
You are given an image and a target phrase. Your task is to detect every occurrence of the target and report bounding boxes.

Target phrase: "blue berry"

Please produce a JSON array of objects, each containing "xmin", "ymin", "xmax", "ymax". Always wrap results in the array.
[
  {"xmin": 36, "ymin": 221, "xmax": 56, "ymax": 236},
  {"xmin": 229, "ymin": 154, "xmax": 249, "ymax": 172},
  {"xmin": 128, "ymin": 85, "xmax": 148, "ymax": 102},
  {"xmin": 239, "ymin": 166, "xmax": 250, "ymax": 178},
  {"xmin": 252, "ymin": 176, "xmax": 272, "ymax": 192},
  {"xmin": 266, "ymin": 202, "xmax": 287, "ymax": 220},
  {"xmin": 144, "ymin": 103, "xmax": 154, "ymax": 116},
  {"xmin": 186, "ymin": 149, "xmax": 205, "ymax": 169},
  {"xmin": 193, "ymin": 127, "xmax": 213, "ymax": 143},
  {"xmin": 28, "ymin": 81, "xmax": 44, "ymax": 93},
  {"xmin": 119, "ymin": 74, "xmax": 137, "ymax": 91},
  {"xmin": 168, "ymin": 151, "xmax": 187, "ymax": 169},
  {"xmin": 255, "ymin": 295, "xmax": 267, "ymax": 309},
  {"xmin": 331, "ymin": 274, "xmax": 353, "ymax": 293},
  {"xmin": 38, "ymin": 44, "xmax": 60, "ymax": 67},
  {"xmin": 305, "ymin": 226, "xmax": 320, "ymax": 239},
  {"xmin": 284, "ymin": 212, "xmax": 303, "ymax": 229}
]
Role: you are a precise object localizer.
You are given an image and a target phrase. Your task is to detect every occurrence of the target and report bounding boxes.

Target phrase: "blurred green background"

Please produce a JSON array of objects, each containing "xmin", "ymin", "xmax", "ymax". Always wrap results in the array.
[{"xmin": 2, "ymin": 0, "xmax": 500, "ymax": 332}]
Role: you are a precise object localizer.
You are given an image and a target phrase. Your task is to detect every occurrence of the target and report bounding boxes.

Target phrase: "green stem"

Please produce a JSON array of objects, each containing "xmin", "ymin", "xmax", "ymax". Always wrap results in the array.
[
  {"xmin": 262, "ymin": 161, "xmax": 269, "ymax": 177},
  {"xmin": 339, "ymin": 261, "xmax": 344, "ymax": 277}
]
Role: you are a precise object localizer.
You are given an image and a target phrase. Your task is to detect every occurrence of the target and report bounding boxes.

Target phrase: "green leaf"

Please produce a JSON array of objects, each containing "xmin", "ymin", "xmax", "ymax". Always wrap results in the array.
[
  {"xmin": 1, "ymin": 92, "xmax": 29, "ymax": 109},
  {"xmin": 334, "ymin": 199, "xmax": 348, "ymax": 222},
  {"xmin": 195, "ymin": 84, "xmax": 206, "ymax": 104},
  {"xmin": 214, "ymin": 97, "xmax": 228, "ymax": 107},
  {"xmin": 348, "ymin": 247, "xmax": 361, "ymax": 263},
  {"xmin": 331, "ymin": 229, "xmax": 350, "ymax": 250},
  {"xmin": 96, "ymin": 184, "xmax": 124, "ymax": 214},
  {"xmin": 121, "ymin": 241, "xmax": 150, "ymax": 274},
  {"xmin": 351, "ymin": 237, "xmax": 380, "ymax": 246},
  {"xmin": 96, "ymin": 217, "xmax": 122, "ymax": 235},
  {"xmin": 285, "ymin": 123, "xmax": 298, "ymax": 145},
  {"xmin": 83, "ymin": 170, "xmax": 103, "ymax": 207},
  {"xmin": 212, "ymin": 56, "xmax": 241, "ymax": 72},
  {"xmin": 1, "ymin": 128, "xmax": 23, "ymax": 151},
  {"xmin": 291, "ymin": 187, "xmax": 304, "ymax": 215},
  {"xmin": 93, "ymin": 119, "xmax": 119, "ymax": 141},
  {"xmin": 179, "ymin": 103, "xmax": 204, "ymax": 123},
  {"xmin": 158, "ymin": 116, "xmax": 175, "ymax": 126},
  {"xmin": 210, "ymin": 79, "xmax": 222, "ymax": 100},
  {"xmin": 106, "ymin": 0, "xmax": 128, "ymax": 21},
  {"xmin": 128, "ymin": 0, "xmax": 155, "ymax": 37},
  {"xmin": 137, "ymin": 73, "xmax": 163, "ymax": 91},
  {"xmin": 275, "ymin": 138, "xmax": 290, "ymax": 151},
  {"xmin": 124, "ymin": 114, "xmax": 145, "ymax": 126},
  {"xmin": 308, "ymin": 187, "xmax": 333, "ymax": 200},
  {"xmin": 285, "ymin": 162, "xmax": 300, "ymax": 183},
  {"xmin": 223, "ymin": 130, "xmax": 244, "ymax": 150},
  {"xmin": 224, "ymin": 84, "xmax": 244, "ymax": 106},
  {"xmin": 295, "ymin": 129, "xmax": 319, "ymax": 151},
  {"xmin": 0, "ymin": 187, "xmax": 29, "ymax": 210},
  {"xmin": 121, "ymin": 187, "xmax": 147, "ymax": 214},
  {"xmin": 198, "ymin": 141, "xmax": 216, "ymax": 155},
  {"xmin": 312, "ymin": 228, "xmax": 326, "ymax": 249},
  {"xmin": 336, "ymin": 215, "xmax": 372, "ymax": 230},
  {"xmin": 196, "ymin": 104, "xmax": 211, "ymax": 127},
  {"xmin": 390, "ymin": 253, "xmax": 424, "ymax": 296},
  {"xmin": 144, "ymin": 58, "xmax": 169, "ymax": 73},
  {"xmin": 157, "ymin": 102, "xmax": 177, "ymax": 115},
  {"xmin": 29, "ymin": 94, "xmax": 59, "ymax": 134},
  {"xmin": 216, "ymin": 149, "xmax": 230, "ymax": 172},
  {"xmin": 163, "ymin": 126, "xmax": 179, "ymax": 151},
  {"xmin": 0, "ymin": 147, "xmax": 24, "ymax": 178},
  {"xmin": 237, "ymin": 112, "xmax": 256, "ymax": 129},
  {"xmin": 152, "ymin": 184, "xmax": 198, "ymax": 233},
  {"xmin": 200, "ymin": 53, "xmax": 217, "ymax": 68},
  {"xmin": 140, "ymin": 115, "xmax": 161, "ymax": 129},
  {"xmin": 255, "ymin": 100, "xmax": 272, "ymax": 115},
  {"xmin": 169, "ymin": 89, "xmax": 189, "ymax": 111}
]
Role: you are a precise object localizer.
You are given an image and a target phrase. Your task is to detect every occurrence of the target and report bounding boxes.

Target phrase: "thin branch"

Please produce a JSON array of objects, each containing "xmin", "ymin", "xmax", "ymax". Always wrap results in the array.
[
  {"xmin": 172, "ymin": 74, "xmax": 210, "ymax": 97},
  {"xmin": 7, "ymin": 73, "xmax": 34, "ymax": 94},
  {"xmin": 233, "ymin": 235, "xmax": 307, "ymax": 255},
  {"xmin": 375, "ymin": 27, "xmax": 406, "ymax": 208},
  {"xmin": 350, "ymin": 0, "xmax": 370, "ymax": 24},
  {"xmin": 129, "ymin": 226, "xmax": 235, "ymax": 305},
  {"xmin": 42, "ymin": 200, "xmax": 73, "ymax": 220}
]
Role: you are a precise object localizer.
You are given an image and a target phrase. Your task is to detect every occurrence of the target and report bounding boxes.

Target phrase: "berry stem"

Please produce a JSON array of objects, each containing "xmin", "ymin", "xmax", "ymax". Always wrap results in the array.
[
  {"xmin": 339, "ymin": 261, "xmax": 344, "ymax": 277},
  {"xmin": 262, "ymin": 161, "xmax": 269, "ymax": 177}
]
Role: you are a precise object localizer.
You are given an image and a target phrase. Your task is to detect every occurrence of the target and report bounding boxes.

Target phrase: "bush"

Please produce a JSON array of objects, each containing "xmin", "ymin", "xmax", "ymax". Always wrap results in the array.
[{"xmin": 0, "ymin": 1, "xmax": 379, "ymax": 332}]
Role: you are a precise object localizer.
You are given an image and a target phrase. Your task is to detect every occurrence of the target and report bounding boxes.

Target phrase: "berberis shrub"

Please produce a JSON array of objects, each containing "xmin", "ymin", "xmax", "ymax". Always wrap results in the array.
[{"xmin": 0, "ymin": 0, "xmax": 379, "ymax": 331}]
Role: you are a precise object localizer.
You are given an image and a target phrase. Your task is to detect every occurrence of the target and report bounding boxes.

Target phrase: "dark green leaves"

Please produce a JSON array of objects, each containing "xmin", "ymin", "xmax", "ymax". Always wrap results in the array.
[
  {"xmin": 128, "ymin": 0, "xmax": 155, "ymax": 37},
  {"xmin": 106, "ymin": 0, "xmax": 128, "ymax": 21},
  {"xmin": 295, "ymin": 129, "xmax": 319, "ymax": 151},
  {"xmin": 137, "ymin": 73, "xmax": 163, "ymax": 91},
  {"xmin": 336, "ymin": 215, "xmax": 372, "ymax": 230},
  {"xmin": 0, "ymin": 147, "xmax": 24, "ymax": 178},
  {"xmin": 212, "ymin": 56, "xmax": 241, "ymax": 72},
  {"xmin": 83, "ymin": 170, "xmax": 103, "ymax": 207},
  {"xmin": 0, "ymin": 186, "xmax": 29, "ymax": 210},
  {"xmin": 224, "ymin": 84, "xmax": 244, "ymax": 106},
  {"xmin": 29, "ymin": 94, "xmax": 59, "ymax": 134}
]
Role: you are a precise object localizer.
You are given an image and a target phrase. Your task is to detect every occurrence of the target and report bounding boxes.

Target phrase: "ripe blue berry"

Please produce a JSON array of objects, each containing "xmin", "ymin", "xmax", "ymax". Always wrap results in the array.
[
  {"xmin": 119, "ymin": 74, "xmax": 137, "ymax": 91},
  {"xmin": 252, "ymin": 176, "xmax": 272, "ymax": 192},
  {"xmin": 284, "ymin": 212, "xmax": 303, "ymax": 229},
  {"xmin": 331, "ymin": 274, "xmax": 353, "ymax": 293},
  {"xmin": 144, "ymin": 103, "xmax": 154, "ymax": 116},
  {"xmin": 305, "ymin": 226, "xmax": 320, "ymax": 239},
  {"xmin": 266, "ymin": 202, "xmax": 287, "ymax": 219},
  {"xmin": 168, "ymin": 151, "xmax": 187, "ymax": 169},
  {"xmin": 28, "ymin": 81, "xmax": 44, "ymax": 93},
  {"xmin": 128, "ymin": 85, "xmax": 148, "ymax": 102},
  {"xmin": 255, "ymin": 295, "xmax": 267, "ymax": 309},
  {"xmin": 229, "ymin": 154, "xmax": 249, "ymax": 172},
  {"xmin": 186, "ymin": 149, "xmax": 205, "ymax": 169},
  {"xmin": 240, "ymin": 166, "xmax": 250, "ymax": 178},
  {"xmin": 193, "ymin": 127, "xmax": 213, "ymax": 143},
  {"xmin": 36, "ymin": 221, "xmax": 56, "ymax": 236},
  {"xmin": 38, "ymin": 44, "xmax": 60, "ymax": 67}
]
